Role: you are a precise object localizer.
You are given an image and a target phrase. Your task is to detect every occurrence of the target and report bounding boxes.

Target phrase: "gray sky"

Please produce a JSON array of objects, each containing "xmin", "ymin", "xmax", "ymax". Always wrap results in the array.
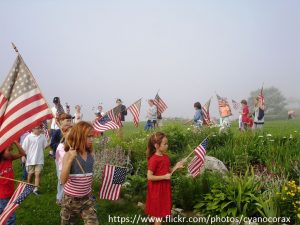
[{"xmin": 1, "ymin": 0, "xmax": 299, "ymax": 121}]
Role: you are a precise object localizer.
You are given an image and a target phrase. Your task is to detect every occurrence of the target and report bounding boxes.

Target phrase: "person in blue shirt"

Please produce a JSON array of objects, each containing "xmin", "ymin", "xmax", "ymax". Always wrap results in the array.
[{"xmin": 193, "ymin": 102, "xmax": 203, "ymax": 127}]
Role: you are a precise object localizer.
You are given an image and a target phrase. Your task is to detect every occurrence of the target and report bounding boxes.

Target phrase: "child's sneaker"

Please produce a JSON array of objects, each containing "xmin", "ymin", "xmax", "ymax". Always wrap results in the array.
[{"xmin": 33, "ymin": 187, "xmax": 40, "ymax": 196}]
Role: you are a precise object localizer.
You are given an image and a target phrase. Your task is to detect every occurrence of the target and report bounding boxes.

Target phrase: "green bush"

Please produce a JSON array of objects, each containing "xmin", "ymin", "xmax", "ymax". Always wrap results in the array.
[
  {"xmin": 123, "ymin": 175, "xmax": 147, "ymax": 203},
  {"xmin": 194, "ymin": 168, "xmax": 262, "ymax": 217},
  {"xmin": 172, "ymin": 171, "xmax": 223, "ymax": 210}
]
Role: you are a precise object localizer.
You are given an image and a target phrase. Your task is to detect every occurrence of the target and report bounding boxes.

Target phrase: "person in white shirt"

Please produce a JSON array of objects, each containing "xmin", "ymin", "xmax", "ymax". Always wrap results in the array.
[
  {"xmin": 74, "ymin": 105, "xmax": 83, "ymax": 124},
  {"xmin": 145, "ymin": 99, "xmax": 157, "ymax": 131},
  {"xmin": 22, "ymin": 125, "xmax": 48, "ymax": 195}
]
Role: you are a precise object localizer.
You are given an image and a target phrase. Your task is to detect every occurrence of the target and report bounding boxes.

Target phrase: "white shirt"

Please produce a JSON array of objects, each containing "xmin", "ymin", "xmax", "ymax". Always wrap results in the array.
[
  {"xmin": 22, "ymin": 133, "xmax": 48, "ymax": 166},
  {"xmin": 74, "ymin": 112, "xmax": 83, "ymax": 123},
  {"xmin": 146, "ymin": 105, "xmax": 157, "ymax": 121},
  {"xmin": 51, "ymin": 107, "xmax": 59, "ymax": 130}
]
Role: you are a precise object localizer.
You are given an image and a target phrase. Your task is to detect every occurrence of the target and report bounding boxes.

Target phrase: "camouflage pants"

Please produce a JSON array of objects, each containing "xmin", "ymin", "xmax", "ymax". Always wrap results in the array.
[{"xmin": 60, "ymin": 194, "xmax": 99, "ymax": 225}]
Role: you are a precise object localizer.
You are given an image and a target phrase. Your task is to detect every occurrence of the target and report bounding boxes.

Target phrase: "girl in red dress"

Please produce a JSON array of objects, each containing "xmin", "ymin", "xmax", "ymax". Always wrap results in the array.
[{"xmin": 145, "ymin": 132, "xmax": 184, "ymax": 225}]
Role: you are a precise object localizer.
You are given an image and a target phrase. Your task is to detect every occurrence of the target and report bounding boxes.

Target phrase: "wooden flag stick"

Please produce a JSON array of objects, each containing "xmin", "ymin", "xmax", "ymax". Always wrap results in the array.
[
  {"xmin": 0, "ymin": 176, "xmax": 37, "ymax": 187},
  {"xmin": 11, "ymin": 42, "xmax": 19, "ymax": 53}
]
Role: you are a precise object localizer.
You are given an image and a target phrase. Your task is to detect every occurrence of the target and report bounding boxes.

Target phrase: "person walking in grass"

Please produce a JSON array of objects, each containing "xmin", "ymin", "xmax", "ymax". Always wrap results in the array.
[
  {"xmin": 22, "ymin": 124, "xmax": 48, "ymax": 195},
  {"xmin": 60, "ymin": 121, "xmax": 98, "ymax": 225}
]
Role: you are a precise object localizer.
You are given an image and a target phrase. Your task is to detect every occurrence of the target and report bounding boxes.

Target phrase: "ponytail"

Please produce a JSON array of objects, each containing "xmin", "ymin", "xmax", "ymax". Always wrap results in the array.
[{"xmin": 146, "ymin": 132, "xmax": 166, "ymax": 158}]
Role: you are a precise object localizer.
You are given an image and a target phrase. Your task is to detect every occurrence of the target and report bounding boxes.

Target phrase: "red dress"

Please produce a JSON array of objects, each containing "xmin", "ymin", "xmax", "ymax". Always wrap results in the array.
[{"xmin": 145, "ymin": 154, "xmax": 171, "ymax": 218}]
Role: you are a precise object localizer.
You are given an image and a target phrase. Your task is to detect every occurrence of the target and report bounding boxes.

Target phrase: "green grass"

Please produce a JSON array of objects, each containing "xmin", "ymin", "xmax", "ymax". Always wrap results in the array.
[{"xmin": 10, "ymin": 118, "xmax": 300, "ymax": 224}]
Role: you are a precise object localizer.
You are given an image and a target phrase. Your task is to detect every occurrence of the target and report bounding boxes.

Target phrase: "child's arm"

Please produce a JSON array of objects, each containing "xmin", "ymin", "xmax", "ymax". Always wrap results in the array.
[
  {"xmin": 171, "ymin": 160, "xmax": 185, "ymax": 174},
  {"xmin": 60, "ymin": 149, "xmax": 77, "ymax": 184},
  {"xmin": 10, "ymin": 141, "xmax": 26, "ymax": 160},
  {"xmin": 147, "ymin": 170, "xmax": 171, "ymax": 181}
]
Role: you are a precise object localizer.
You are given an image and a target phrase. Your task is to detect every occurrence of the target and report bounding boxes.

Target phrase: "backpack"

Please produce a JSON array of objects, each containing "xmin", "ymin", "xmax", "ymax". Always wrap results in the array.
[{"xmin": 257, "ymin": 108, "xmax": 264, "ymax": 120}]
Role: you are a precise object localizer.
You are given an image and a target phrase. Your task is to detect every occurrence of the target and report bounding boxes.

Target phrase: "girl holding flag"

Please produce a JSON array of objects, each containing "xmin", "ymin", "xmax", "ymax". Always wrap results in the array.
[{"xmin": 145, "ymin": 132, "xmax": 184, "ymax": 225}]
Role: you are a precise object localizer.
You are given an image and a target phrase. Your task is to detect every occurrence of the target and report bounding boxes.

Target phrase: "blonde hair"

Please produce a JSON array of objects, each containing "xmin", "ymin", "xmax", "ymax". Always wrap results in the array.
[{"xmin": 65, "ymin": 121, "xmax": 93, "ymax": 153}]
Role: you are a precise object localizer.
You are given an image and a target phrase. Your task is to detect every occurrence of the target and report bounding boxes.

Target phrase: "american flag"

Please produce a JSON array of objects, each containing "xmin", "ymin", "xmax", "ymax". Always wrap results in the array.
[
  {"xmin": 93, "ymin": 115, "xmax": 120, "ymax": 132},
  {"xmin": 188, "ymin": 138, "xmax": 208, "ymax": 178},
  {"xmin": 99, "ymin": 164, "xmax": 127, "ymax": 200},
  {"xmin": 216, "ymin": 94, "xmax": 232, "ymax": 118},
  {"xmin": 41, "ymin": 120, "xmax": 50, "ymax": 140},
  {"xmin": 202, "ymin": 98, "xmax": 211, "ymax": 125},
  {"xmin": 127, "ymin": 99, "xmax": 141, "ymax": 127},
  {"xmin": 258, "ymin": 86, "xmax": 265, "ymax": 106},
  {"xmin": 232, "ymin": 99, "xmax": 240, "ymax": 111},
  {"xmin": 153, "ymin": 94, "xmax": 167, "ymax": 114},
  {"xmin": 0, "ymin": 183, "xmax": 34, "ymax": 225},
  {"xmin": 0, "ymin": 55, "xmax": 53, "ymax": 152},
  {"xmin": 107, "ymin": 105, "xmax": 122, "ymax": 127}
]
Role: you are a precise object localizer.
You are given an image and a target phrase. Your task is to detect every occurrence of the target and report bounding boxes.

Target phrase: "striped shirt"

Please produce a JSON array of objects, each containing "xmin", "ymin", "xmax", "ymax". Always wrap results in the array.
[{"xmin": 64, "ymin": 153, "xmax": 94, "ymax": 197}]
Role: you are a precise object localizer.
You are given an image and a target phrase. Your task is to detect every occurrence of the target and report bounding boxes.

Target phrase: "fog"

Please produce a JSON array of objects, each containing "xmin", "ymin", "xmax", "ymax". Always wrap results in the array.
[{"xmin": 1, "ymin": 0, "xmax": 299, "ymax": 121}]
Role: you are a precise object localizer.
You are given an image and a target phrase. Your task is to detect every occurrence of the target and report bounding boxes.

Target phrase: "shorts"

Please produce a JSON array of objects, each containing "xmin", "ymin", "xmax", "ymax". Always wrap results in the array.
[
  {"xmin": 61, "ymin": 194, "xmax": 99, "ymax": 225},
  {"xmin": 27, "ymin": 164, "xmax": 43, "ymax": 173}
]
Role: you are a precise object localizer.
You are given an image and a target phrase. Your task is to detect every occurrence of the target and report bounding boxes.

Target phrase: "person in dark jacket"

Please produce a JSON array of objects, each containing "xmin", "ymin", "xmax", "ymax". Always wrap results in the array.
[{"xmin": 116, "ymin": 99, "xmax": 127, "ymax": 123}]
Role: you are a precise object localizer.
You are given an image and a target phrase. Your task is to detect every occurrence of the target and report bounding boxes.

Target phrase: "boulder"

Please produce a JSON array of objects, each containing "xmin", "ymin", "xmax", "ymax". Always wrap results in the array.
[{"xmin": 203, "ymin": 156, "xmax": 228, "ymax": 174}]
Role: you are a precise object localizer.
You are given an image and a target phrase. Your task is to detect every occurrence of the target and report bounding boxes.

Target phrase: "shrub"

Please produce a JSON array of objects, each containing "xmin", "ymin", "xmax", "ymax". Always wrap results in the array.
[
  {"xmin": 172, "ymin": 171, "xmax": 223, "ymax": 210},
  {"xmin": 194, "ymin": 168, "xmax": 262, "ymax": 217}
]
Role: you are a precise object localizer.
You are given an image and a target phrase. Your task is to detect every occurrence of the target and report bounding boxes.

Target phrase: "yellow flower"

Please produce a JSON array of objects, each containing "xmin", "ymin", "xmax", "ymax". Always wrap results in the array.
[
  {"xmin": 284, "ymin": 186, "xmax": 288, "ymax": 191},
  {"xmin": 298, "ymin": 213, "xmax": 300, "ymax": 219}
]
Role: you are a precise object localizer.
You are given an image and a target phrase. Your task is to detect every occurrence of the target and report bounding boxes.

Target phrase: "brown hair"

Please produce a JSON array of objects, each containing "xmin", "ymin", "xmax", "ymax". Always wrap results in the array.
[
  {"xmin": 64, "ymin": 121, "xmax": 93, "ymax": 153},
  {"xmin": 57, "ymin": 113, "xmax": 72, "ymax": 122},
  {"xmin": 241, "ymin": 99, "xmax": 247, "ymax": 105},
  {"xmin": 194, "ymin": 102, "xmax": 202, "ymax": 110},
  {"xmin": 146, "ymin": 132, "xmax": 166, "ymax": 158}
]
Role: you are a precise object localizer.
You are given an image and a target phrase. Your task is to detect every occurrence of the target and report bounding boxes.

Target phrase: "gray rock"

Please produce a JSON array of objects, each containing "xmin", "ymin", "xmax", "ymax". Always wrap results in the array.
[{"xmin": 203, "ymin": 156, "xmax": 228, "ymax": 174}]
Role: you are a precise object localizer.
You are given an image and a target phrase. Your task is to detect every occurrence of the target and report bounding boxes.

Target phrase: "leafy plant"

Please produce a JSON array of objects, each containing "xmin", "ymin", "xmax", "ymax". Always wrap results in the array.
[{"xmin": 194, "ymin": 168, "xmax": 262, "ymax": 217}]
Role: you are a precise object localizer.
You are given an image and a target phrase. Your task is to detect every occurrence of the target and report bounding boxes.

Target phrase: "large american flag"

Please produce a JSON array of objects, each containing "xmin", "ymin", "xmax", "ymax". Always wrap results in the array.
[
  {"xmin": 99, "ymin": 164, "xmax": 127, "ymax": 200},
  {"xmin": 0, "ymin": 55, "xmax": 53, "ymax": 152},
  {"xmin": 93, "ymin": 115, "xmax": 120, "ymax": 132},
  {"xmin": 127, "ymin": 99, "xmax": 141, "ymax": 127},
  {"xmin": 232, "ymin": 99, "xmax": 240, "ymax": 111},
  {"xmin": 0, "ymin": 183, "xmax": 34, "ymax": 225},
  {"xmin": 202, "ymin": 98, "xmax": 211, "ymax": 125},
  {"xmin": 188, "ymin": 138, "xmax": 208, "ymax": 178},
  {"xmin": 154, "ymin": 94, "xmax": 167, "ymax": 114},
  {"xmin": 107, "ymin": 105, "xmax": 122, "ymax": 127}
]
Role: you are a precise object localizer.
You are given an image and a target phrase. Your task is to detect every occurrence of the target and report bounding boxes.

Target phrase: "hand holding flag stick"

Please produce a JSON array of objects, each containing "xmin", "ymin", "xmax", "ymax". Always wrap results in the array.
[{"xmin": 171, "ymin": 135, "xmax": 211, "ymax": 176}]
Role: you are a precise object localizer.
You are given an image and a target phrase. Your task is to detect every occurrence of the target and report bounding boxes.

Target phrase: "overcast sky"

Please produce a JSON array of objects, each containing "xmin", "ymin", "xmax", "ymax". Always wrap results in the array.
[{"xmin": 0, "ymin": 0, "xmax": 299, "ymax": 121}]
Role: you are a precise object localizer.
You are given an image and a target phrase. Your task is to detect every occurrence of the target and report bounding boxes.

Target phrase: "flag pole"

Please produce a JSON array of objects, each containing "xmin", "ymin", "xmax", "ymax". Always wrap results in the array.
[
  {"xmin": 0, "ymin": 176, "xmax": 37, "ymax": 187},
  {"xmin": 11, "ymin": 42, "xmax": 19, "ymax": 53}
]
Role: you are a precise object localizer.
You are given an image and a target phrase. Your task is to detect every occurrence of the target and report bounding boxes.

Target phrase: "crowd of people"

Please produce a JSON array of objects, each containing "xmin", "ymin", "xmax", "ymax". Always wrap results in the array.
[{"xmin": 0, "ymin": 93, "xmax": 267, "ymax": 225}]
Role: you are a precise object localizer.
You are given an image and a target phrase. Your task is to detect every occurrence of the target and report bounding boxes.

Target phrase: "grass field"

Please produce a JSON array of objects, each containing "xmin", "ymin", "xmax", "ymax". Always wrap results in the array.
[{"xmin": 10, "ymin": 118, "xmax": 300, "ymax": 224}]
